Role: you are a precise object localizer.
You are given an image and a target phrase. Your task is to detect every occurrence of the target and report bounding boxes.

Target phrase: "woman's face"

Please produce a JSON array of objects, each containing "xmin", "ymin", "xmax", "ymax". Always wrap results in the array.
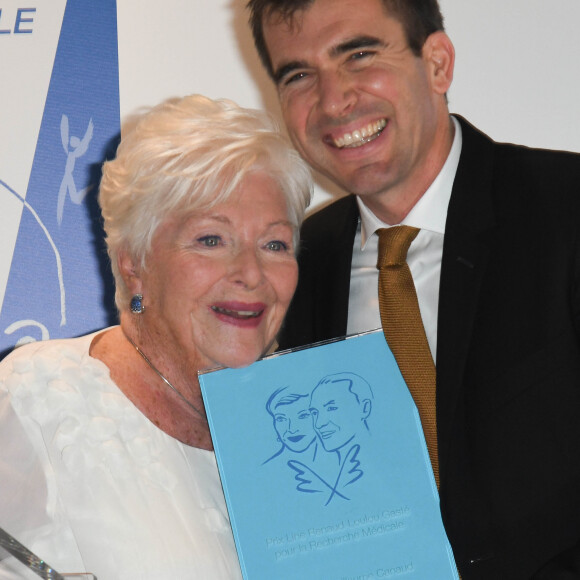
[
  {"xmin": 133, "ymin": 173, "xmax": 298, "ymax": 370},
  {"xmin": 273, "ymin": 397, "xmax": 316, "ymax": 453}
]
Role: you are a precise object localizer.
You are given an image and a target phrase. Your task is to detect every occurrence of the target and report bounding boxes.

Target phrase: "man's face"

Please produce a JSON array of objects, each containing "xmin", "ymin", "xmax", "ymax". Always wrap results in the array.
[
  {"xmin": 263, "ymin": 0, "xmax": 453, "ymax": 221},
  {"xmin": 310, "ymin": 381, "xmax": 365, "ymax": 452}
]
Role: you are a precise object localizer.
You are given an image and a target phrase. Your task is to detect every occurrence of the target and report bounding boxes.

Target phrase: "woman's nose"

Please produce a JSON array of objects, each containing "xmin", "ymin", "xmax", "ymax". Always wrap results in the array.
[{"xmin": 229, "ymin": 247, "xmax": 265, "ymax": 289}]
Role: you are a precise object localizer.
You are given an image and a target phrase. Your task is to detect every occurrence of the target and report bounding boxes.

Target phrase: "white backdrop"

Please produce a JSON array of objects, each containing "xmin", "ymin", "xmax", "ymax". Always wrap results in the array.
[
  {"xmin": 1, "ymin": 0, "xmax": 579, "ymax": 351},
  {"xmin": 118, "ymin": 0, "xmax": 580, "ymax": 208}
]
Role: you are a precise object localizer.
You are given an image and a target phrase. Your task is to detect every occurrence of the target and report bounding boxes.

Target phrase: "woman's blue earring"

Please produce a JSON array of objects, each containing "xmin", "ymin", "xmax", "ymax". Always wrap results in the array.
[{"xmin": 130, "ymin": 294, "xmax": 144, "ymax": 314}]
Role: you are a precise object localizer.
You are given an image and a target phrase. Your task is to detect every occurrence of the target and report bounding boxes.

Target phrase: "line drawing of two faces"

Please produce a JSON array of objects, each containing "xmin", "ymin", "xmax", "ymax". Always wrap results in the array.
[{"xmin": 264, "ymin": 372, "xmax": 373, "ymax": 505}]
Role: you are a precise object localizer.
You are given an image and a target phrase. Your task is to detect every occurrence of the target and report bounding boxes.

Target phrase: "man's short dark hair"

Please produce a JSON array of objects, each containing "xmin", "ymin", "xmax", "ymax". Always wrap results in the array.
[{"xmin": 247, "ymin": 0, "xmax": 445, "ymax": 79}]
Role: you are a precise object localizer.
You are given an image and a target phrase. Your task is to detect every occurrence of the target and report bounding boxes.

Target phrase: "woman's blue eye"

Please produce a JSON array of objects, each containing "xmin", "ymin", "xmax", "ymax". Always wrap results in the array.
[
  {"xmin": 266, "ymin": 240, "xmax": 288, "ymax": 252},
  {"xmin": 198, "ymin": 235, "xmax": 221, "ymax": 247}
]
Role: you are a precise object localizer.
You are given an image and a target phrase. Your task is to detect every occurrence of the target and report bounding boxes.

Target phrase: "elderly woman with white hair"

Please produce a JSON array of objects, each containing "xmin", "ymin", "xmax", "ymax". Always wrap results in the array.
[{"xmin": 0, "ymin": 95, "xmax": 311, "ymax": 579}]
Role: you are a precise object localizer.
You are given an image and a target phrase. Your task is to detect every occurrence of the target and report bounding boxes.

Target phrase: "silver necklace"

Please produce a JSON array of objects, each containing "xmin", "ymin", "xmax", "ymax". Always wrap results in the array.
[{"xmin": 124, "ymin": 332, "xmax": 207, "ymax": 423}]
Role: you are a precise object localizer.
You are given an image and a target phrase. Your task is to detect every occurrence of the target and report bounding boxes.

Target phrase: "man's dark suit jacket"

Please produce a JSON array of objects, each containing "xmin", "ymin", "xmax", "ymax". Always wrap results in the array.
[{"xmin": 278, "ymin": 116, "xmax": 580, "ymax": 579}]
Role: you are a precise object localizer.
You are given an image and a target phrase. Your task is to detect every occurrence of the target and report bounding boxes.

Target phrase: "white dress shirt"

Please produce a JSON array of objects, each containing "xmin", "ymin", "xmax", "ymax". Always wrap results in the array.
[{"xmin": 346, "ymin": 117, "xmax": 462, "ymax": 361}]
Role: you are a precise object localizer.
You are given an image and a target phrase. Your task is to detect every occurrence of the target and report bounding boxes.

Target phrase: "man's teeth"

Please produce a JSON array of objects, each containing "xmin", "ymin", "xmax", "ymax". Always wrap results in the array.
[
  {"xmin": 211, "ymin": 306, "xmax": 261, "ymax": 319},
  {"xmin": 333, "ymin": 119, "xmax": 387, "ymax": 149}
]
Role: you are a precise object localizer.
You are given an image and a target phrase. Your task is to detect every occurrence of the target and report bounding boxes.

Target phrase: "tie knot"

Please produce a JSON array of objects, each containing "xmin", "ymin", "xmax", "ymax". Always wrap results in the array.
[{"xmin": 377, "ymin": 226, "xmax": 420, "ymax": 269}]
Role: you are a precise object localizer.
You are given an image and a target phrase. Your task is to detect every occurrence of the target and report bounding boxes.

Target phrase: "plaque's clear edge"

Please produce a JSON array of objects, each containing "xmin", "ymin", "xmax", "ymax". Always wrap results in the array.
[{"xmin": 197, "ymin": 328, "xmax": 383, "ymax": 377}]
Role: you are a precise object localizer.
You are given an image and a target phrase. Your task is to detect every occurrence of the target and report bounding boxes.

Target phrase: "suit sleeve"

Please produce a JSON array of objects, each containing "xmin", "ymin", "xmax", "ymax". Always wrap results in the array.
[{"xmin": 277, "ymin": 195, "xmax": 359, "ymax": 351}]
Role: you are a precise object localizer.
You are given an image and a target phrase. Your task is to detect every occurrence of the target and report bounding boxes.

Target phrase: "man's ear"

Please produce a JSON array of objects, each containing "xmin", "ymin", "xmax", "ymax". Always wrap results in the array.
[
  {"xmin": 423, "ymin": 31, "xmax": 455, "ymax": 95},
  {"xmin": 118, "ymin": 248, "xmax": 143, "ymax": 297}
]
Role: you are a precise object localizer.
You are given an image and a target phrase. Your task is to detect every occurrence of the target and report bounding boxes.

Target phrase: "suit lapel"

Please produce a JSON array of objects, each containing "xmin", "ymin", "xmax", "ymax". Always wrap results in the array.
[
  {"xmin": 312, "ymin": 195, "xmax": 360, "ymax": 340},
  {"xmin": 436, "ymin": 117, "xmax": 497, "ymax": 478}
]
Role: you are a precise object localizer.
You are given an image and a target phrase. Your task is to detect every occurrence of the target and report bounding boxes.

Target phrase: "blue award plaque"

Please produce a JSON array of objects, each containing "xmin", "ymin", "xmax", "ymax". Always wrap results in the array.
[{"xmin": 199, "ymin": 330, "xmax": 458, "ymax": 580}]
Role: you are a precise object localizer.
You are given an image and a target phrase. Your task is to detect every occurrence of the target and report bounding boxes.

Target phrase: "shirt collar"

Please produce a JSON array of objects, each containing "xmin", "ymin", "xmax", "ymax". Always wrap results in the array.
[{"xmin": 357, "ymin": 116, "xmax": 462, "ymax": 248}]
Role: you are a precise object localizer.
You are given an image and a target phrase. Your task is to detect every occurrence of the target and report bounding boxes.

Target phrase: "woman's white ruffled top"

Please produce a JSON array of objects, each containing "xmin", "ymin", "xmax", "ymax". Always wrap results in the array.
[{"xmin": 0, "ymin": 329, "xmax": 242, "ymax": 579}]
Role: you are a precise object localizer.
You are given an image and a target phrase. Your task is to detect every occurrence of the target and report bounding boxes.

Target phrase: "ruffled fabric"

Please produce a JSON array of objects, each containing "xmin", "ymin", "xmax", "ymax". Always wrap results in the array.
[{"xmin": 0, "ymin": 330, "xmax": 242, "ymax": 579}]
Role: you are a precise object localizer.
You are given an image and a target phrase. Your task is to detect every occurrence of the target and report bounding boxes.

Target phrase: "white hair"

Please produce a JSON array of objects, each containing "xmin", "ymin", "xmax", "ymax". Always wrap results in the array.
[{"xmin": 99, "ymin": 94, "xmax": 312, "ymax": 311}]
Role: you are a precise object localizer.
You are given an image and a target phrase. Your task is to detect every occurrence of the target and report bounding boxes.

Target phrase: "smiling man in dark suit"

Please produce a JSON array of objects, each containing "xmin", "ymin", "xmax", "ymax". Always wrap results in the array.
[{"xmin": 247, "ymin": 0, "xmax": 580, "ymax": 577}]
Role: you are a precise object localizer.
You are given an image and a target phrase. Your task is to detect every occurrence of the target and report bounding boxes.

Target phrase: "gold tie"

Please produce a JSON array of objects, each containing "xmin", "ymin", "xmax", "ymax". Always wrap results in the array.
[{"xmin": 377, "ymin": 226, "xmax": 439, "ymax": 487}]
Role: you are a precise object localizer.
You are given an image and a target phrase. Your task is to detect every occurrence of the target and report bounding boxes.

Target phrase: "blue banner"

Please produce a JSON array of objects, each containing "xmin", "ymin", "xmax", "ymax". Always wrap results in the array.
[{"xmin": 0, "ymin": 0, "xmax": 119, "ymax": 356}]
